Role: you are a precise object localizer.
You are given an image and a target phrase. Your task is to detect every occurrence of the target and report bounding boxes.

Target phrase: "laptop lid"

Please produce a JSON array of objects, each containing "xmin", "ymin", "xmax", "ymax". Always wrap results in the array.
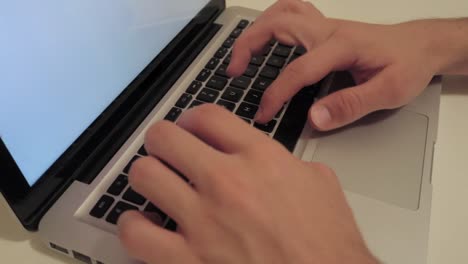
[{"xmin": 0, "ymin": 0, "xmax": 225, "ymax": 230}]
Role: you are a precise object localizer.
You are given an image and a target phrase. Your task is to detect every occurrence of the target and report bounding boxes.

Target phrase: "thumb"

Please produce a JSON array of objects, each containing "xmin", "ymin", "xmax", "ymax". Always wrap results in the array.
[{"xmin": 310, "ymin": 68, "xmax": 402, "ymax": 131}]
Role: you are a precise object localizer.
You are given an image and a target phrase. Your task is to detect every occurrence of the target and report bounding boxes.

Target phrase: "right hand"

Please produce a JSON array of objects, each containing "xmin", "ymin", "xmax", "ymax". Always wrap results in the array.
[{"xmin": 227, "ymin": 0, "xmax": 451, "ymax": 131}]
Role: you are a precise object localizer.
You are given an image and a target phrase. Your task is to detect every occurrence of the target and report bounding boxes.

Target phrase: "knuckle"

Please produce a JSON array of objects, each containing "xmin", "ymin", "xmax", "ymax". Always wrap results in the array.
[{"xmin": 333, "ymin": 89, "xmax": 365, "ymax": 120}]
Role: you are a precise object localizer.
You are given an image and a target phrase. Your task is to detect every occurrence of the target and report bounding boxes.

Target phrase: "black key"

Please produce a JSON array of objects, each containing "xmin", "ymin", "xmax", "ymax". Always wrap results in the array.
[
  {"xmin": 269, "ymin": 39, "xmax": 277, "ymax": 46},
  {"xmin": 288, "ymin": 54, "xmax": 300, "ymax": 64},
  {"xmin": 250, "ymin": 56, "xmax": 265, "ymax": 66},
  {"xmin": 235, "ymin": 102, "xmax": 258, "ymax": 119},
  {"xmin": 275, "ymin": 105, "xmax": 285, "ymax": 118},
  {"xmin": 122, "ymin": 187, "xmax": 147, "ymax": 205},
  {"xmin": 230, "ymin": 28, "xmax": 243, "ymax": 38},
  {"xmin": 206, "ymin": 76, "xmax": 228, "ymax": 91},
  {"xmin": 214, "ymin": 47, "xmax": 228, "ymax": 59},
  {"xmin": 189, "ymin": 100, "xmax": 204, "ymax": 109},
  {"xmin": 215, "ymin": 64, "xmax": 229, "ymax": 78},
  {"xmin": 223, "ymin": 53, "xmax": 232, "ymax": 65},
  {"xmin": 123, "ymin": 155, "xmax": 140, "ymax": 174},
  {"xmin": 244, "ymin": 64, "xmax": 258, "ymax": 78},
  {"xmin": 164, "ymin": 107, "xmax": 182, "ymax": 122},
  {"xmin": 107, "ymin": 174, "xmax": 128, "ymax": 196},
  {"xmin": 273, "ymin": 45, "xmax": 292, "ymax": 57},
  {"xmin": 244, "ymin": 90, "xmax": 263, "ymax": 105},
  {"xmin": 221, "ymin": 87, "xmax": 244, "ymax": 102},
  {"xmin": 254, "ymin": 119, "xmax": 277, "ymax": 133},
  {"xmin": 242, "ymin": 118, "xmax": 252, "ymax": 124},
  {"xmin": 175, "ymin": 93, "xmax": 193, "ymax": 108},
  {"xmin": 294, "ymin": 46, "xmax": 307, "ymax": 55},
  {"xmin": 90, "ymin": 195, "xmax": 115, "ymax": 219},
  {"xmin": 237, "ymin": 19, "xmax": 249, "ymax": 29},
  {"xmin": 263, "ymin": 45, "xmax": 272, "ymax": 56},
  {"xmin": 259, "ymin": 66, "xmax": 279, "ymax": 79},
  {"xmin": 230, "ymin": 76, "xmax": 251, "ymax": 89},
  {"xmin": 165, "ymin": 219, "xmax": 178, "ymax": 231},
  {"xmin": 205, "ymin": 58, "xmax": 220, "ymax": 70},
  {"xmin": 138, "ymin": 145, "xmax": 147, "ymax": 156},
  {"xmin": 144, "ymin": 203, "xmax": 167, "ymax": 226},
  {"xmin": 186, "ymin": 80, "xmax": 202, "ymax": 94},
  {"xmin": 267, "ymin": 55, "xmax": 286, "ymax": 68},
  {"xmin": 223, "ymin": 37, "xmax": 235, "ymax": 48},
  {"xmin": 196, "ymin": 69, "xmax": 211, "ymax": 82},
  {"xmin": 197, "ymin": 88, "xmax": 220, "ymax": 103},
  {"xmin": 252, "ymin": 77, "xmax": 272, "ymax": 91},
  {"xmin": 216, "ymin": 99, "xmax": 236, "ymax": 112},
  {"xmin": 106, "ymin": 201, "xmax": 138, "ymax": 225}
]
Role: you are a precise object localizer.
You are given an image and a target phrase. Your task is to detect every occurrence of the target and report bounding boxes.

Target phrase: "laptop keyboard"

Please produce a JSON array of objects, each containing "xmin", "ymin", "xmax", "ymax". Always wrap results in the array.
[{"xmin": 88, "ymin": 19, "xmax": 309, "ymax": 230}]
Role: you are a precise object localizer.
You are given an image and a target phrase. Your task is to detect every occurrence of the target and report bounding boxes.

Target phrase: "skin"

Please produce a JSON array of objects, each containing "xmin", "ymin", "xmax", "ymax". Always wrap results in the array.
[{"xmin": 117, "ymin": 0, "xmax": 468, "ymax": 263}]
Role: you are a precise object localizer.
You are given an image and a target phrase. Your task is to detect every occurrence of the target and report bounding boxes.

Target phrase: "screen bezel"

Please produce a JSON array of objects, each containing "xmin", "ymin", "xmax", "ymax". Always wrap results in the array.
[{"xmin": 0, "ymin": 0, "xmax": 225, "ymax": 230}]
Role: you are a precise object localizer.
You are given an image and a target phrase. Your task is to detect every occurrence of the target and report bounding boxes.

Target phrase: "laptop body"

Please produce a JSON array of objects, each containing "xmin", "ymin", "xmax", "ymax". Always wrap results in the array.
[{"xmin": 0, "ymin": 1, "xmax": 440, "ymax": 264}]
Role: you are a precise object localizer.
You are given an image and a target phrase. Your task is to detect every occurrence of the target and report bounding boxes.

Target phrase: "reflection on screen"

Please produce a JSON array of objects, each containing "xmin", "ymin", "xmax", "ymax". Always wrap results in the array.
[{"xmin": 0, "ymin": 0, "xmax": 209, "ymax": 186}]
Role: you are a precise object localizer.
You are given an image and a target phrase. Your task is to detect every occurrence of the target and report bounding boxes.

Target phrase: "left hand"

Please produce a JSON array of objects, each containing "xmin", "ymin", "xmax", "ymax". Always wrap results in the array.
[{"xmin": 117, "ymin": 104, "xmax": 377, "ymax": 264}]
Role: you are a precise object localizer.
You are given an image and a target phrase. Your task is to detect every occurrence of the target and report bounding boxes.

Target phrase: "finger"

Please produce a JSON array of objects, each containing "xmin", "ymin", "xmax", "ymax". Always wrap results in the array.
[
  {"xmin": 309, "ymin": 66, "xmax": 404, "ymax": 131},
  {"xmin": 118, "ymin": 211, "xmax": 200, "ymax": 264},
  {"xmin": 176, "ymin": 104, "xmax": 266, "ymax": 154},
  {"xmin": 255, "ymin": 40, "xmax": 354, "ymax": 123},
  {"xmin": 228, "ymin": 14, "xmax": 311, "ymax": 78},
  {"xmin": 129, "ymin": 156, "xmax": 201, "ymax": 225},
  {"xmin": 144, "ymin": 120, "xmax": 225, "ymax": 185}
]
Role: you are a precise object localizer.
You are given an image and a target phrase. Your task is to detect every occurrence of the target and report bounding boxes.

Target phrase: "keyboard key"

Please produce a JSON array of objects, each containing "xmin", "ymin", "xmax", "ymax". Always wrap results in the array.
[
  {"xmin": 288, "ymin": 54, "xmax": 300, "ymax": 64},
  {"xmin": 214, "ymin": 47, "xmax": 229, "ymax": 59},
  {"xmin": 165, "ymin": 219, "xmax": 178, "ymax": 231},
  {"xmin": 244, "ymin": 90, "xmax": 263, "ymax": 105},
  {"xmin": 266, "ymin": 55, "xmax": 286, "ymax": 68},
  {"xmin": 223, "ymin": 53, "xmax": 232, "ymax": 65},
  {"xmin": 259, "ymin": 66, "xmax": 279, "ymax": 79},
  {"xmin": 215, "ymin": 64, "xmax": 229, "ymax": 78},
  {"xmin": 263, "ymin": 45, "xmax": 272, "ymax": 56},
  {"xmin": 107, "ymin": 174, "xmax": 128, "ymax": 196},
  {"xmin": 123, "ymin": 155, "xmax": 140, "ymax": 174},
  {"xmin": 254, "ymin": 119, "xmax": 277, "ymax": 133},
  {"xmin": 122, "ymin": 187, "xmax": 147, "ymax": 205},
  {"xmin": 90, "ymin": 195, "xmax": 115, "ymax": 219},
  {"xmin": 186, "ymin": 81, "xmax": 202, "ymax": 94},
  {"xmin": 216, "ymin": 99, "xmax": 236, "ymax": 112},
  {"xmin": 175, "ymin": 93, "xmax": 193, "ymax": 108},
  {"xmin": 206, "ymin": 76, "xmax": 228, "ymax": 90},
  {"xmin": 164, "ymin": 107, "xmax": 182, "ymax": 122},
  {"xmin": 223, "ymin": 37, "xmax": 235, "ymax": 48},
  {"xmin": 273, "ymin": 45, "xmax": 292, "ymax": 57},
  {"xmin": 275, "ymin": 105, "xmax": 285, "ymax": 118},
  {"xmin": 144, "ymin": 203, "xmax": 167, "ymax": 226},
  {"xmin": 242, "ymin": 118, "xmax": 252, "ymax": 124},
  {"xmin": 269, "ymin": 39, "xmax": 277, "ymax": 46},
  {"xmin": 250, "ymin": 56, "xmax": 265, "ymax": 66},
  {"xmin": 252, "ymin": 77, "xmax": 272, "ymax": 91},
  {"xmin": 189, "ymin": 100, "xmax": 204, "ymax": 109},
  {"xmin": 230, "ymin": 28, "xmax": 243, "ymax": 38},
  {"xmin": 205, "ymin": 58, "xmax": 220, "ymax": 70},
  {"xmin": 196, "ymin": 69, "xmax": 211, "ymax": 82},
  {"xmin": 236, "ymin": 102, "xmax": 258, "ymax": 119},
  {"xmin": 106, "ymin": 201, "xmax": 138, "ymax": 225},
  {"xmin": 221, "ymin": 87, "xmax": 244, "ymax": 102},
  {"xmin": 230, "ymin": 76, "xmax": 251, "ymax": 89},
  {"xmin": 197, "ymin": 88, "xmax": 220, "ymax": 103},
  {"xmin": 294, "ymin": 46, "xmax": 307, "ymax": 55},
  {"xmin": 243, "ymin": 64, "xmax": 259, "ymax": 77},
  {"xmin": 237, "ymin": 19, "xmax": 249, "ymax": 29},
  {"xmin": 138, "ymin": 145, "xmax": 147, "ymax": 156}
]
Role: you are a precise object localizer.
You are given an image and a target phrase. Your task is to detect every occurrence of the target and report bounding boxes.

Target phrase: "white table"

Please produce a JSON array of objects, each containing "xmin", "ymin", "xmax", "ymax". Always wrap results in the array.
[{"xmin": 1, "ymin": 1, "xmax": 468, "ymax": 263}]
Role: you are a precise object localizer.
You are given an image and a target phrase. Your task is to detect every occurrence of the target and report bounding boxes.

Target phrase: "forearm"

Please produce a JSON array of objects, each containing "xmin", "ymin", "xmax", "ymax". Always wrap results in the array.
[{"xmin": 426, "ymin": 18, "xmax": 468, "ymax": 75}]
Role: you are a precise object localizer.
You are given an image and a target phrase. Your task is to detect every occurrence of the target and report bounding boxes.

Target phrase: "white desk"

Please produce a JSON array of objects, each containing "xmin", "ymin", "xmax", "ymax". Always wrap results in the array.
[{"xmin": 1, "ymin": 1, "xmax": 467, "ymax": 263}]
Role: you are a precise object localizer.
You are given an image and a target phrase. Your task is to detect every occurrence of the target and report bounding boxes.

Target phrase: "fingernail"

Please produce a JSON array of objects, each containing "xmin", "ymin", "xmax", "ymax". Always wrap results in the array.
[
  {"xmin": 311, "ymin": 105, "xmax": 331, "ymax": 128},
  {"xmin": 254, "ymin": 106, "xmax": 263, "ymax": 121}
]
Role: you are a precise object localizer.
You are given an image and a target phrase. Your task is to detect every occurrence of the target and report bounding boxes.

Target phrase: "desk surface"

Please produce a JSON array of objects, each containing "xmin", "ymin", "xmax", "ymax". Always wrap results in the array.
[{"xmin": 1, "ymin": 1, "xmax": 468, "ymax": 263}]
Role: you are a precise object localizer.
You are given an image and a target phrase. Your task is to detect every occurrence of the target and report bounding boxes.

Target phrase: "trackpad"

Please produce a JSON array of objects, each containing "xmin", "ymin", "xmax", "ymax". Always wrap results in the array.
[{"xmin": 309, "ymin": 109, "xmax": 428, "ymax": 210}]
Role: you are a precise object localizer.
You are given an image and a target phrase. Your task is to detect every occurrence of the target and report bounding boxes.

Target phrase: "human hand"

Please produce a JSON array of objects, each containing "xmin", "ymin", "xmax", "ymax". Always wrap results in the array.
[
  {"xmin": 117, "ymin": 104, "xmax": 378, "ymax": 264},
  {"xmin": 228, "ymin": 0, "xmax": 463, "ymax": 131}
]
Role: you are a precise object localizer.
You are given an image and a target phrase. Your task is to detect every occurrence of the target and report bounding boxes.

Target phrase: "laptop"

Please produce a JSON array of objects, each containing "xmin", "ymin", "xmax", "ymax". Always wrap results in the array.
[{"xmin": 0, "ymin": 1, "xmax": 440, "ymax": 263}]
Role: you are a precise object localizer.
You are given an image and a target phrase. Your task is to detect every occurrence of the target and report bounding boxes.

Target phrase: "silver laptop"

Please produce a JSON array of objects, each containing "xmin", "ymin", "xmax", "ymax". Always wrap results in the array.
[{"xmin": 0, "ymin": 1, "xmax": 440, "ymax": 263}]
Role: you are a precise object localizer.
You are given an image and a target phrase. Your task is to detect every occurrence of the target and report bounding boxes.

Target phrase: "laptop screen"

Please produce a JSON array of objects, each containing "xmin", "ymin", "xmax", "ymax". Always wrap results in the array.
[{"xmin": 0, "ymin": 0, "xmax": 209, "ymax": 186}]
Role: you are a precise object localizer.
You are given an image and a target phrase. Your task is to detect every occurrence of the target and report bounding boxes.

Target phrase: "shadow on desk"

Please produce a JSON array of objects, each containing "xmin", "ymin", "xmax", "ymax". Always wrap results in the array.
[{"xmin": 442, "ymin": 75, "xmax": 468, "ymax": 95}]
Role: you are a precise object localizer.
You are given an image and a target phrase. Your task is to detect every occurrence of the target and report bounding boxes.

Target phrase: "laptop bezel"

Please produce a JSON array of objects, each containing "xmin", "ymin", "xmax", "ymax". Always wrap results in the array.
[{"xmin": 0, "ymin": 0, "xmax": 226, "ymax": 230}]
